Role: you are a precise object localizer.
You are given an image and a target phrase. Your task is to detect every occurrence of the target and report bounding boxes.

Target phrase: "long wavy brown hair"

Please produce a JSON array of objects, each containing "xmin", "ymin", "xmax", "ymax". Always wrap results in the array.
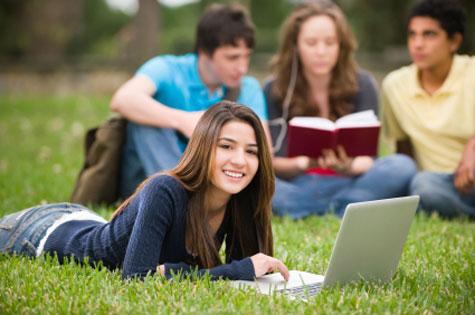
[
  {"xmin": 112, "ymin": 101, "xmax": 274, "ymax": 268},
  {"xmin": 271, "ymin": 0, "xmax": 358, "ymax": 120}
]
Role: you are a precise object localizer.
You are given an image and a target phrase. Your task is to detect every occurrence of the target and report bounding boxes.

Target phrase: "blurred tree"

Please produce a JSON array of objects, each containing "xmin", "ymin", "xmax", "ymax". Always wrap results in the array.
[
  {"xmin": 459, "ymin": 0, "xmax": 474, "ymax": 54},
  {"xmin": 0, "ymin": 0, "xmax": 472, "ymax": 70},
  {"xmin": 338, "ymin": 0, "xmax": 474, "ymax": 55},
  {"xmin": 0, "ymin": 0, "xmax": 131, "ymax": 68},
  {"xmin": 200, "ymin": 0, "xmax": 250, "ymax": 11},
  {"xmin": 125, "ymin": 0, "xmax": 161, "ymax": 68},
  {"xmin": 250, "ymin": 0, "xmax": 291, "ymax": 53},
  {"xmin": 0, "ymin": 0, "xmax": 28, "ymax": 60},
  {"xmin": 161, "ymin": 2, "xmax": 200, "ymax": 54},
  {"xmin": 200, "ymin": 0, "xmax": 214, "ymax": 10},
  {"xmin": 0, "ymin": 0, "xmax": 83, "ymax": 67},
  {"xmin": 70, "ymin": 0, "xmax": 131, "ymax": 57},
  {"xmin": 337, "ymin": 0, "xmax": 410, "ymax": 52}
]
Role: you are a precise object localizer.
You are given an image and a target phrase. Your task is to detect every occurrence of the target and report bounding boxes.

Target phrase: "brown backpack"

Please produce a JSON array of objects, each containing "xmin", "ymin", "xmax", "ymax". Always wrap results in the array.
[
  {"xmin": 70, "ymin": 87, "xmax": 240, "ymax": 206},
  {"xmin": 70, "ymin": 116, "xmax": 126, "ymax": 206}
]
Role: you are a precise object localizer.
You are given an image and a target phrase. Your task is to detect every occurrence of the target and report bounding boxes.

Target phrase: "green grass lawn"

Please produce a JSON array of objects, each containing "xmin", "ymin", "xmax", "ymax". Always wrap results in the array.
[{"xmin": 0, "ymin": 96, "xmax": 474, "ymax": 314}]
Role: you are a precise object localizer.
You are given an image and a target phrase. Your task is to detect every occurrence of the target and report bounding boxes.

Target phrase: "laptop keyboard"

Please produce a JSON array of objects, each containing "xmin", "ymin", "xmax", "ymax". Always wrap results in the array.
[{"xmin": 275, "ymin": 282, "xmax": 323, "ymax": 298}]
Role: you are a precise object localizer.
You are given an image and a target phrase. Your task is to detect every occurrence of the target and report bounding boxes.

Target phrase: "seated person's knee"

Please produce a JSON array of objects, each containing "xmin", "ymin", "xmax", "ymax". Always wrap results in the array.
[
  {"xmin": 379, "ymin": 154, "xmax": 417, "ymax": 180},
  {"xmin": 410, "ymin": 172, "xmax": 446, "ymax": 211}
]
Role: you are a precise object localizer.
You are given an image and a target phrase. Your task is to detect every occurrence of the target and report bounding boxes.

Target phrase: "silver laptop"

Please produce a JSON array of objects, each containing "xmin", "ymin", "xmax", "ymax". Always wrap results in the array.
[{"xmin": 231, "ymin": 196, "xmax": 420, "ymax": 299}]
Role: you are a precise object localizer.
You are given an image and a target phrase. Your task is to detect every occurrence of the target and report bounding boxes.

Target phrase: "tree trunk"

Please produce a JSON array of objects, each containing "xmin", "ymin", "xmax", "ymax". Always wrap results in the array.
[
  {"xmin": 22, "ymin": 0, "xmax": 84, "ymax": 68},
  {"xmin": 126, "ymin": 0, "xmax": 160, "ymax": 68}
]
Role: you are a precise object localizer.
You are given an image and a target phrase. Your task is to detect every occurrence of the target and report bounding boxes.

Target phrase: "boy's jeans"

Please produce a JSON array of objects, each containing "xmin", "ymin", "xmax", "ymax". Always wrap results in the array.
[
  {"xmin": 410, "ymin": 172, "xmax": 475, "ymax": 218},
  {"xmin": 273, "ymin": 154, "xmax": 418, "ymax": 219},
  {"xmin": 120, "ymin": 122, "xmax": 184, "ymax": 198}
]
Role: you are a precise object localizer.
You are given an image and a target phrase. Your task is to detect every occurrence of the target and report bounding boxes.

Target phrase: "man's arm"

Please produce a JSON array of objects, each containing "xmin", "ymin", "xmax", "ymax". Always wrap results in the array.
[
  {"xmin": 454, "ymin": 135, "xmax": 475, "ymax": 194},
  {"xmin": 110, "ymin": 75, "xmax": 202, "ymax": 138}
]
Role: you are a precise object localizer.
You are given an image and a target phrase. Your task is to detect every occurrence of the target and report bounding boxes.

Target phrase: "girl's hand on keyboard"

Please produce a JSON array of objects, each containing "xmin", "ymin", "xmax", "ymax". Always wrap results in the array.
[{"xmin": 251, "ymin": 253, "xmax": 289, "ymax": 281}]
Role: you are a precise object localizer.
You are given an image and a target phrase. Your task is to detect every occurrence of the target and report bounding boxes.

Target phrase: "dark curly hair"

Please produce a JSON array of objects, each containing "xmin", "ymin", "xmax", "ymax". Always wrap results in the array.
[{"xmin": 408, "ymin": 0, "xmax": 466, "ymax": 38}]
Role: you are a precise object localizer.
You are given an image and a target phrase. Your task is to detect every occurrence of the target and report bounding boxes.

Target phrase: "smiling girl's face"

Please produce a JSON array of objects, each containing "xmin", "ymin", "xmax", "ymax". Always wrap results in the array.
[{"xmin": 208, "ymin": 120, "xmax": 259, "ymax": 201}]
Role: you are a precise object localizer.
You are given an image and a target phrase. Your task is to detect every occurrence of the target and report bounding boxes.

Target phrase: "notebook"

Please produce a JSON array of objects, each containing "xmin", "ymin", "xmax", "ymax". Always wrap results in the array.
[{"xmin": 231, "ymin": 196, "xmax": 420, "ymax": 299}]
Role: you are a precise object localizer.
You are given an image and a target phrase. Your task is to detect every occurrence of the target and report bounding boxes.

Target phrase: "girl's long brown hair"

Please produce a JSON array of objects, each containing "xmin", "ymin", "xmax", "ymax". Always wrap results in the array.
[
  {"xmin": 112, "ymin": 101, "xmax": 275, "ymax": 268},
  {"xmin": 271, "ymin": 0, "xmax": 358, "ymax": 120}
]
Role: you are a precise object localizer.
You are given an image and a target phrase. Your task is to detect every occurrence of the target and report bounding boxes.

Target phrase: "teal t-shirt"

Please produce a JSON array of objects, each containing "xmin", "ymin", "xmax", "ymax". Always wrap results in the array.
[{"xmin": 136, "ymin": 53, "xmax": 267, "ymax": 119}]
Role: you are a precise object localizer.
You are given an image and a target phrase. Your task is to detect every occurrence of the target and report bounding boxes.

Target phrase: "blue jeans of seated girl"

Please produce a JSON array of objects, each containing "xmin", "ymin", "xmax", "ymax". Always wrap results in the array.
[
  {"xmin": 0, "ymin": 203, "xmax": 89, "ymax": 257},
  {"xmin": 273, "ymin": 154, "xmax": 418, "ymax": 219}
]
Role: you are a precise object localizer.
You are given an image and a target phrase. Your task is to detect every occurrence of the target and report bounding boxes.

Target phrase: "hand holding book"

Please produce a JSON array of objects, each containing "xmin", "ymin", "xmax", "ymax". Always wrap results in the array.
[
  {"xmin": 318, "ymin": 146, "xmax": 354, "ymax": 175},
  {"xmin": 316, "ymin": 146, "xmax": 374, "ymax": 176},
  {"xmin": 287, "ymin": 110, "xmax": 380, "ymax": 159}
]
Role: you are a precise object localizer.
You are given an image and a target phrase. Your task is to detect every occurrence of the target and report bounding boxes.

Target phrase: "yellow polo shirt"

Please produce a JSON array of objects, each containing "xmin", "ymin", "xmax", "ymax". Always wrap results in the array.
[{"xmin": 381, "ymin": 55, "xmax": 475, "ymax": 172}]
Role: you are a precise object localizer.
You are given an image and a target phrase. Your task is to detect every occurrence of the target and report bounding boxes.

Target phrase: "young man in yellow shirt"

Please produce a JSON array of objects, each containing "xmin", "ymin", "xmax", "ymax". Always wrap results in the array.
[{"xmin": 381, "ymin": 0, "xmax": 475, "ymax": 218}]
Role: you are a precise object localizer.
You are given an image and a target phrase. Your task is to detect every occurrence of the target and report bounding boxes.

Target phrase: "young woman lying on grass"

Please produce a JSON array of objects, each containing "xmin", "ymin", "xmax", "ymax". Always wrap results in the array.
[{"xmin": 0, "ymin": 101, "xmax": 289, "ymax": 281}]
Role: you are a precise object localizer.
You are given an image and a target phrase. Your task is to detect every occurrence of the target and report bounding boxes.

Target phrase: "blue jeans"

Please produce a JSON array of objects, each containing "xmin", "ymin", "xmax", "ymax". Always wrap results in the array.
[
  {"xmin": 120, "ymin": 122, "xmax": 184, "ymax": 198},
  {"xmin": 273, "ymin": 154, "xmax": 418, "ymax": 219},
  {"xmin": 0, "ymin": 203, "xmax": 90, "ymax": 257},
  {"xmin": 410, "ymin": 172, "xmax": 475, "ymax": 218}
]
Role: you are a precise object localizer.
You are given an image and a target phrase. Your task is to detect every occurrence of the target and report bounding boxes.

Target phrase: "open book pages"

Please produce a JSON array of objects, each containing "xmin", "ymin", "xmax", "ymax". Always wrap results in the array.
[{"xmin": 289, "ymin": 110, "xmax": 380, "ymax": 130}]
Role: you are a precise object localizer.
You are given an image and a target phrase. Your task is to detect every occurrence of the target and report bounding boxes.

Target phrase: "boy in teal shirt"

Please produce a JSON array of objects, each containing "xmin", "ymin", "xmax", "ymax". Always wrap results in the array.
[{"xmin": 110, "ymin": 4, "xmax": 267, "ymax": 198}]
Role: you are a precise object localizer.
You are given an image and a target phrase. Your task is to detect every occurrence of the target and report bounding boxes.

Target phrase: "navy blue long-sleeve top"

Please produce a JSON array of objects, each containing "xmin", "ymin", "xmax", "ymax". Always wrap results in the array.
[{"xmin": 44, "ymin": 175, "xmax": 255, "ymax": 280}]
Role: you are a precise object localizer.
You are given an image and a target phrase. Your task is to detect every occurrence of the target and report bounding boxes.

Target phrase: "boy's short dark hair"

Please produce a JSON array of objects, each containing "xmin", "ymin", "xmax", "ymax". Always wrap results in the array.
[
  {"xmin": 194, "ymin": 3, "xmax": 255, "ymax": 55},
  {"xmin": 408, "ymin": 0, "xmax": 466, "ymax": 38}
]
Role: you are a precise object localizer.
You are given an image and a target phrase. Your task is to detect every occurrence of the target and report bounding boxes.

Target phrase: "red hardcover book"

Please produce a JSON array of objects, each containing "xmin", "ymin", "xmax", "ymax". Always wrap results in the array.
[{"xmin": 287, "ymin": 110, "xmax": 380, "ymax": 158}]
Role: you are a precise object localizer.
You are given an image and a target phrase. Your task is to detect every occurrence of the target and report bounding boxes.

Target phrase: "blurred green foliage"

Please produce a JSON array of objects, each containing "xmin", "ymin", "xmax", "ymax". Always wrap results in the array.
[
  {"xmin": 339, "ymin": 0, "xmax": 474, "ymax": 55},
  {"xmin": 0, "ymin": 0, "xmax": 130, "ymax": 61},
  {"xmin": 0, "ymin": 0, "xmax": 29, "ymax": 58},
  {"xmin": 0, "ymin": 0, "xmax": 473, "ymax": 69},
  {"xmin": 69, "ymin": 0, "xmax": 131, "ymax": 56},
  {"xmin": 160, "ymin": 2, "xmax": 201, "ymax": 54}
]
